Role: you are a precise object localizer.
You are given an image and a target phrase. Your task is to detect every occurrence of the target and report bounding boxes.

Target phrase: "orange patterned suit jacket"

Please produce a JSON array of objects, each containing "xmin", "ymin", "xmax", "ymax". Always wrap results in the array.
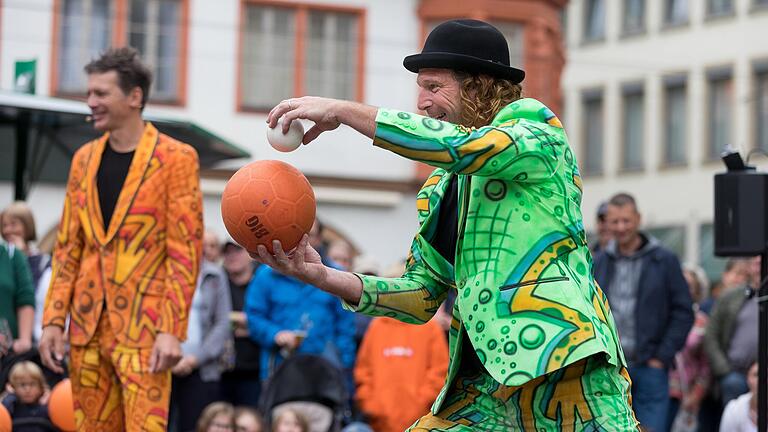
[{"xmin": 43, "ymin": 122, "xmax": 203, "ymax": 348}]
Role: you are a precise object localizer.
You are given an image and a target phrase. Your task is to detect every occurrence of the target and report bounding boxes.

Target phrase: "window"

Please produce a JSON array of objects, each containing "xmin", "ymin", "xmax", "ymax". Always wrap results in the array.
[
  {"xmin": 699, "ymin": 223, "xmax": 728, "ymax": 283},
  {"xmin": 582, "ymin": 90, "xmax": 604, "ymax": 175},
  {"xmin": 128, "ymin": 0, "xmax": 183, "ymax": 102},
  {"xmin": 647, "ymin": 225, "xmax": 686, "ymax": 259},
  {"xmin": 622, "ymin": 0, "xmax": 645, "ymax": 35},
  {"xmin": 56, "ymin": 0, "xmax": 112, "ymax": 94},
  {"xmin": 583, "ymin": 0, "xmax": 605, "ymax": 42},
  {"xmin": 621, "ymin": 84, "xmax": 644, "ymax": 171},
  {"xmin": 756, "ymin": 65, "xmax": 768, "ymax": 152},
  {"xmin": 240, "ymin": 3, "xmax": 363, "ymax": 111},
  {"xmin": 664, "ymin": 0, "xmax": 688, "ymax": 25},
  {"xmin": 489, "ymin": 21, "xmax": 524, "ymax": 69},
  {"xmin": 706, "ymin": 68, "xmax": 734, "ymax": 161},
  {"xmin": 707, "ymin": 0, "xmax": 733, "ymax": 16},
  {"xmin": 663, "ymin": 76, "xmax": 687, "ymax": 166},
  {"xmin": 55, "ymin": 0, "xmax": 186, "ymax": 103},
  {"xmin": 559, "ymin": 9, "xmax": 567, "ymax": 43}
]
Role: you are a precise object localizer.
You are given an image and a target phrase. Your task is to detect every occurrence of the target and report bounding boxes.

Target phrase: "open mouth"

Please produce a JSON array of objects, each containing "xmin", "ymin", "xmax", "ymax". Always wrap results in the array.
[{"xmin": 433, "ymin": 113, "xmax": 446, "ymax": 121}]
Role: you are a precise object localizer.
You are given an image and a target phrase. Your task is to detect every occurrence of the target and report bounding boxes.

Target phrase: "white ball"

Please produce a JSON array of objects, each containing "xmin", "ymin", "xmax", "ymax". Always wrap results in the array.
[{"xmin": 267, "ymin": 118, "xmax": 305, "ymax": 152}]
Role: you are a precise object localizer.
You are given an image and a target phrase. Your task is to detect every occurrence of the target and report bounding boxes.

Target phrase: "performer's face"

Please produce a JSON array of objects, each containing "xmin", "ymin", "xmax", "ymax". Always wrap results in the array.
[
  {"xmin": 86, "ymin": 71, "xmax": 143, "ymax": 132},
  {"xmin": 416, "ymin": 68, "xmax": 463, "ymax": 123}
]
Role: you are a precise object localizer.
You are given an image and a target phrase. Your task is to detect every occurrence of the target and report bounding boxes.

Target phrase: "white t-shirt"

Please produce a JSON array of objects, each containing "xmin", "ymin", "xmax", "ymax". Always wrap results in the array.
[{"xmin": 720, "ymin": 393, "xmax": 757, "ymax": 432}]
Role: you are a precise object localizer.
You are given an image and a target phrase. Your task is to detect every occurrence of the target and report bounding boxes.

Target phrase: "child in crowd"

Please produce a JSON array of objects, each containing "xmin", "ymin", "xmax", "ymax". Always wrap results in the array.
[
  {"xmin": 271, "ymin": 408, "xmax": 309, "ymax": 432},
  {"xmin": 719, "ymin": 362, "xmax": 758, "ymax": 432},
  {"xmin": 234, "ymin": 406, "xmax": 264, "ymax": 432},
  {"xmin": 1, "ymin": 361, "xmax": 50, "ymax": 432},
  {"xmin": 197, "ymin": 401, "xmax": 235, "ymax": 432}
]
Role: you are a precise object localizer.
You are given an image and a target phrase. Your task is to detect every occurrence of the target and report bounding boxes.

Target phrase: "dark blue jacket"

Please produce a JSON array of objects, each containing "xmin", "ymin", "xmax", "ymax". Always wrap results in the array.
[{"xmin": 592, "ymin": 236, "xmax": 694, "ymax": 368}]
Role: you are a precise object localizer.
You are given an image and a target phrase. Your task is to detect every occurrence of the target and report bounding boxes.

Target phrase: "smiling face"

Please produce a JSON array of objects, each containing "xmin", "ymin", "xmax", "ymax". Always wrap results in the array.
[
  {"xmin": 416, "ymin": 68, "xmax": 463, "ymax": 123},
  {"xmin": 605, "ymin": 203, "xmax": 641, "ymax": 251},
  {"xmin": 86, "ymin": 71, "xmax": 143, "ymax": 132}
]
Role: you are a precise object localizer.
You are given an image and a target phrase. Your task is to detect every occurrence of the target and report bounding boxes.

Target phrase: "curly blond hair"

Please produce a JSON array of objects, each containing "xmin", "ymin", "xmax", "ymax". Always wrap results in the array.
[{"xmin": 454, "ymin": 72, "xmax": 523, "ymax": 128}]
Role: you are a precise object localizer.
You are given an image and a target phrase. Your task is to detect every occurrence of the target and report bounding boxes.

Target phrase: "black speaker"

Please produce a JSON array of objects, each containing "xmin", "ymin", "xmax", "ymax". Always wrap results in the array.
[{"xmin": 714, "ymin": 171, "xmax": 768, "ymax": 256}]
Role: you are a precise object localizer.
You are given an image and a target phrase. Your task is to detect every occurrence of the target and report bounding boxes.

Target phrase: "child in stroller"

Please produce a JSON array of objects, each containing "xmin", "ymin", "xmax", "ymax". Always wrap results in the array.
[{"xmin": 259, "ymin": 354, "xmax": 350, "ymax": 432}]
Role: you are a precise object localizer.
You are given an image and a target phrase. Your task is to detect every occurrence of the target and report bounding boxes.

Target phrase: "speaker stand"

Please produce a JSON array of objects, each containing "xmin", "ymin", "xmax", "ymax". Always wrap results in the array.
[{"xmin": 760, "ymin": 252, "xmax": 767, "ymax": 432}]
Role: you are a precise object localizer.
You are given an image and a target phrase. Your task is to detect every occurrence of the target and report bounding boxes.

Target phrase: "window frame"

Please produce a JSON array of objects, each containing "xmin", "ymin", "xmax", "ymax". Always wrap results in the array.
[
  {"xmin": 646, "ymin": 224, "xmax": 686, "ymax": 259},
  {"xmin": 621, "ymin": 0, "xmax": 646, "ymax": 37},
  {"xmin": 706, "ymin": 0, "xmax": 735, "ymax": 19},
  {"xmin": 705, "ymin": 66, "xmax": 734, "ymax": 163},
  {"xmin": 582, "ymin": 0, "xmax": 606, "ymax": 44},
  {"xmin": 754, "ymin": 60, "xmax": 768, "ymax": 153},
  {"xmin": 619, "ymin": 82, "xmax": 645, "ymax": 172},
  {"xmin": 662, "ymin": 0, "xmax": 689, "ymax": 28},
  {"xmin": 661, "ymin": 74, "xmax": 689, "ymax": 168},
  {"xmin": 581, "ymin": 88, "xmax": 605, "ymax": 177},
  {"xmin": 236, "ymin": 0, "xmax": 366, "ymax": 114},
  {"xmin": 50, "ymin": 0, "xmax": 189, "ymax": 106},
  {"xmin": 754, "ymin": 0, "xmax": 768, "ymax": 11}
]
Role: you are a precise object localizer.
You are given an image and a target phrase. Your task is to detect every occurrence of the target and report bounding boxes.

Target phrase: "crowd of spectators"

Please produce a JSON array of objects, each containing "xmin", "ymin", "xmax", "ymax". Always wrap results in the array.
[{"xmin": 0, "ymin": 194, "xmax": 760, "ymax": 432}]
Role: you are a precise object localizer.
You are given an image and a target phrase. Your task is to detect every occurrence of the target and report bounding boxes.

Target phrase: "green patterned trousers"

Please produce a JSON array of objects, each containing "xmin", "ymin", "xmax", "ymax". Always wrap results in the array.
[{"xmin": 409, "ymin": 338, "xmax": 638, "ymax": 431}]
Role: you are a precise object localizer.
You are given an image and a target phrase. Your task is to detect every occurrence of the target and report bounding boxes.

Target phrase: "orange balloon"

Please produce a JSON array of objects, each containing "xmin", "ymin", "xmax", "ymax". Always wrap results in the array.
[
  {"xmin": 48, "ymin": 379, "xmax": 76, "ymax": 432},
  {"xmin": 221, "ymin": 160, "xmax": 316, "ymax": 254},
  {"xmin": 0, "ymin": 403, "xmax": 10, "ymax": 432}
]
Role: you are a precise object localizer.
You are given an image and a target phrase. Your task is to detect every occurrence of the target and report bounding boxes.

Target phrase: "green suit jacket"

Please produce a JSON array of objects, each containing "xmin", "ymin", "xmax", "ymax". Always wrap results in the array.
[{"xmin": 344, "ymin": 98, "xmax": 626, "ymax": 413}]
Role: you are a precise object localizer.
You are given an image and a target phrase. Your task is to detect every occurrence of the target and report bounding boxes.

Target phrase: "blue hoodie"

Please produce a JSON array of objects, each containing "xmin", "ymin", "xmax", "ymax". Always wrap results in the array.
[{"xmin": 244, "ymin": 265, "xmax": 356, "ymax": 380}]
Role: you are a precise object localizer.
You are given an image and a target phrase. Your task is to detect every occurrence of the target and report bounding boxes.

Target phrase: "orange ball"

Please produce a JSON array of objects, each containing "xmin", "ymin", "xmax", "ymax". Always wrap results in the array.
[
  {"xmin": 0, "ymin": 404, "xmax": 10, "ymax": 432},
  {"xmin": 221, "ymin": 160, "xmax": 316, "ymax": 254},
  {"xmin": 48, "ymin": 379, "xmax": 76, "ymax": 432}
]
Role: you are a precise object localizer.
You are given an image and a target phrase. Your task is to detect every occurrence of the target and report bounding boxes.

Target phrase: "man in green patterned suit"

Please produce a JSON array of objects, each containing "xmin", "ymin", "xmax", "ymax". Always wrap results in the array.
[{"xmin": 253, "ymin": 19, "xmax": 638, "ymax": 431}]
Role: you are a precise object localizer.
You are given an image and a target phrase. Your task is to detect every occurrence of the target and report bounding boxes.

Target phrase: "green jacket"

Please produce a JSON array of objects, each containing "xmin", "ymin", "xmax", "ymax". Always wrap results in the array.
[
  {"xmin": 703, "ymin": 285, "xmax": 751, "ymax": 377},
  {"xmin": 0, "ymin": 243, "xmax": 35, "ymax": 339},
  {"xmin": 344, "ymin": 98, "xmax": 626, "ymax": 412}
]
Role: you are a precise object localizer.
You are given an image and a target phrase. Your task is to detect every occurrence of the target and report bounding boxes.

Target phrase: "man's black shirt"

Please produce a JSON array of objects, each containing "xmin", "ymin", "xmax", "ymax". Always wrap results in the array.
[{"xmin": 97, "ymin": 143, "xmax": 134, "ymax": 227}]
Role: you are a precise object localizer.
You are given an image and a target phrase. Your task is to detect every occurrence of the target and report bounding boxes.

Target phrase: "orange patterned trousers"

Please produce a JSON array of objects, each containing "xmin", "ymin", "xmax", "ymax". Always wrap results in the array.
[{"xmin": 69, "ymin": 312, "xmax": 170, "ymax": 431}]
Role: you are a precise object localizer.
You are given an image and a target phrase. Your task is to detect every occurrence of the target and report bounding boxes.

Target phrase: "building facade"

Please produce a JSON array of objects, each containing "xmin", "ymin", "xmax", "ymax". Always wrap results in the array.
[
  {"xmin": 0, "ymin": 0, "xmax": 566, "ymax": 265},
  {"xmin": 563, "ymin": 0, "xmax": 768, "ymax": 279}
]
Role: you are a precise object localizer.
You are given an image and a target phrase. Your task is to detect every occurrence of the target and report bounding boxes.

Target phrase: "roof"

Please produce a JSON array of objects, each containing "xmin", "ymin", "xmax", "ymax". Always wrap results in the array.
[{"xmin": 0, "ymin": 92, "xmax": 250, "ymax": 199}]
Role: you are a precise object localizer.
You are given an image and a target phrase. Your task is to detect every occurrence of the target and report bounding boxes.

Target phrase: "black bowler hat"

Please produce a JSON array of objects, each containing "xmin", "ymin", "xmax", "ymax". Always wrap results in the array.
[{"xmin": 403, "ymin": 19, "xmax": 525, "ymax": 84}]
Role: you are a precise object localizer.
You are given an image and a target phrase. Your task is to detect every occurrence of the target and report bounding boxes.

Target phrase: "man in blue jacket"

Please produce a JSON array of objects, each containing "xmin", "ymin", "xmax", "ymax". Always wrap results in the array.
[
  {"xmin": 244, "ymin": 259, "xmax": 356, "ymax": 381},
  {"xmin": 593, "ymin": 192, "xmax": 694, "ymax": 432}
]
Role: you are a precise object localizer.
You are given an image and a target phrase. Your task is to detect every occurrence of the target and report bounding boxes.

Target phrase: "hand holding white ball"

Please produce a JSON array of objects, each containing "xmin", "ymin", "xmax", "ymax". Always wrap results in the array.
[{"xmin": 267, "ymin": 118, "xmax": 305, "ymax": 152}]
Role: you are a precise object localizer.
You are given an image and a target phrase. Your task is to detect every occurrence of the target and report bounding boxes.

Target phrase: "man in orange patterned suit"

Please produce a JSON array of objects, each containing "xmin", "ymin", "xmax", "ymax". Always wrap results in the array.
[{"xmin": 39, "ymin": 47, "xmax": 203, "ymax": 431}]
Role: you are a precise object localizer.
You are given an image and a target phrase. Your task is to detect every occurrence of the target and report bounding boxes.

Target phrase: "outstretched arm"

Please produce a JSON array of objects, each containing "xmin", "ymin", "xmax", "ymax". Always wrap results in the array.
[
  {"xmin": 267, "ymin": 97, "xmax": 377, "ymax": 144},
  {"xmin": 268, "ymin": 97, "xmax": 565, "ymax": 181},
  {"xmin": 253, "ymin": 235, "xmax": 449, "ymax": 324},
  {"xmin": 251, "ymin": 235, "xmax": 364, "ymax": 306}
]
